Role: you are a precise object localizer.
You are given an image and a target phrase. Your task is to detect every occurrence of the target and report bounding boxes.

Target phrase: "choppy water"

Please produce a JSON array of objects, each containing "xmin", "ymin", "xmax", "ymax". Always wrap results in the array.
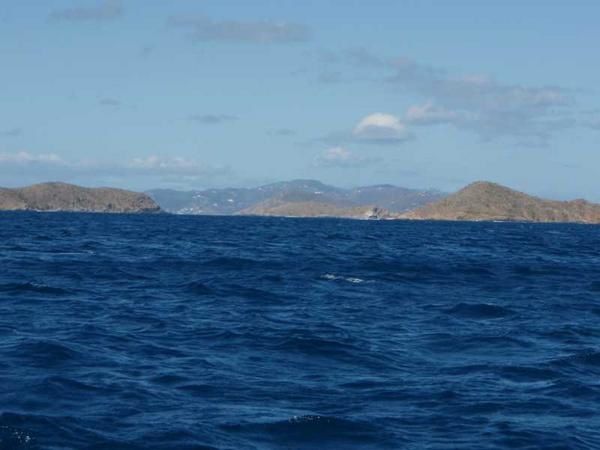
[{"xmin": 1, "ymin": 212, "xmax": 600, "ymax": 450}]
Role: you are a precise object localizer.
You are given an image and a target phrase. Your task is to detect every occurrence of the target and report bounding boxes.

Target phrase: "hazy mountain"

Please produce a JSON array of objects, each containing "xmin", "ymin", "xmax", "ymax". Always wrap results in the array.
[
  {"xmin": 147, "ymin": 180, "xmax": 444, "ymax": 215},
  {"xmin": 400, "ymin": 181, "xmax": 600, "ymax": 223},
  {"xmin": 0, "ymin": 182, "xmax": 161, "ymax": 213}
]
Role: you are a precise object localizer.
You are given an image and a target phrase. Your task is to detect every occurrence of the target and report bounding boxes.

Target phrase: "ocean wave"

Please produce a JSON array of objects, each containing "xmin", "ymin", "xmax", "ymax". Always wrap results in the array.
[
  {"xmin": 421, "ymin": 333, "xmax": 532, "ymax": 354},
  {"xmin": 13, "ymin": 340, "xmax": 81, "ymax": 367},
  {"xmin": 321, "ymin": 273, "xmax": 366, "ymax": 283},
  {"xmin": 222, "ymin": 415, "xmax": 384, "ymax": 445},
  {"xmin": 445, "ymin": 302, "xmax": 515, "ymax": 319},
  {"xmin": 0, "ymin": 282, "xmax": 71, "ymax": 296},
  {"xmin": 182, "ymin": 281, "xmax": 215, "ymax": 295},
  {"xmin": 497, "ymin": 365, "xmax": 561, "ymax": 383},
  {"xmin": 2, "ymin": 213, "xmax": 600, "ymax": 449},
  {"xmin": 0, "ymin": 426, "xmax": 34, "ymax": 450}
]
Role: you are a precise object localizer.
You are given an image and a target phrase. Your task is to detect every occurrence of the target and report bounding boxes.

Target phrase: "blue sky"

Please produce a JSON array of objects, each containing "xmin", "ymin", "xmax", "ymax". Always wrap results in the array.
[{"xmin": 1, "ymin": 0, "xmax": 599, "ymax": 199}]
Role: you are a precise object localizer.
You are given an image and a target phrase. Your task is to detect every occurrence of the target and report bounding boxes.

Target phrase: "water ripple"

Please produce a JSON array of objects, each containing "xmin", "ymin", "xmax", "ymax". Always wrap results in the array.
[{"xmin": 1, "ymin": 212, "xmax": 599, "ymax": 449}]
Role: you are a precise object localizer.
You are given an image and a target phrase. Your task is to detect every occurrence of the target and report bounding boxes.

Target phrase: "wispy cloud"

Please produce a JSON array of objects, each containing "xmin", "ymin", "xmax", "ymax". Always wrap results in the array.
[
  {"xmin": 99, "ymin": 98, "xmax": 121, "ymax": 108},
  {"xmin": 313, "ymin": 49, "xmax": 578, "ymax": 145},
  {"xmin": 312, "ymin": 47, "xmax": 388, "ymax": 84},
  {"xmin": 314, "ymin": 147, "xmax": 379, "ymax": 169},
  {"xmin": 405, "ymin": 102, "xmax": 473, "ymax": 126},
  {"xmin": 344, "ymin": 47, "xmax": 387, "ymax": 69},
  {"xmin": 388, "ymin": 58, "xmax": 573, "ymax": 143},
  {"xmin": 50, "ymin": 0, "xmax": 123, "ymax": 22},
  {"xmin": 140, "ymin": 45, "xmax": 155, "ymax": 58},
  {"xmin": 317, "ymin": 71, "xmax": 343, "ymax": 84},
  {"xmin": 188, "ymin": 114, "xmax": 238, "ymax": 125},
  {"xmin": 586, "ymin": 118, "xmax": 600, "ymax": 130},
  {"xmin": 0, "ymin": 151, "xmax": 230, "ymax": 189},
  {"xmin": 268, "ymin": 128, "xmax": 296, "ymax": 136},
  {"xmin": 0, "ymin": 151, "xmax": 63, "ymax": 164},
  {"xmin": 169, "ymin": 16, "xmax": 310, "ymax": 44},
  {"xmin": 127, "ymin": 155, "xmax": 228, "ymax": 176},
  {"xmin": 0, "ymin": 128, "xmax": 22, "ymax": 138}
]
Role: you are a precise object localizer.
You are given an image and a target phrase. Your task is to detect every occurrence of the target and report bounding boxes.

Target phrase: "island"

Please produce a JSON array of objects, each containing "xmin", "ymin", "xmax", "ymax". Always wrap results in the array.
[
  {"xmin": 3, "ymin": 180, "xmax": 600, "ymax": 224},
  {"xmin": 0, "ymin": 182, "xmax": 161, "ymax": 213},
  {"xmin": 399, "ymin": 181, "xmax": 600, "ymax": 224},
  {"xmin": 147, "ymin": 179, "xmax": 600, "ymax": 223}
]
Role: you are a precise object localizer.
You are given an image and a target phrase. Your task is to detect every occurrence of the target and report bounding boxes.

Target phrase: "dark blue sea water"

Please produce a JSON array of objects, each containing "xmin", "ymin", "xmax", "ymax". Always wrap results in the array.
[{"xmin": 1, "ymin": 212, "xmax": 600, "ymax": 450}]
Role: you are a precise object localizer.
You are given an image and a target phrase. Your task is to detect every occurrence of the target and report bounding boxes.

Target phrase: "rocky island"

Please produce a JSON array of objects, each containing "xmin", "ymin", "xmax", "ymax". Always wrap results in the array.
[
  {"xmin": 399, "ymin": 181, "xmax": 600, "ymax": 224},
  {"xmin": 0, "ymin": 182, "xmax": 161, "ymax": 213}
]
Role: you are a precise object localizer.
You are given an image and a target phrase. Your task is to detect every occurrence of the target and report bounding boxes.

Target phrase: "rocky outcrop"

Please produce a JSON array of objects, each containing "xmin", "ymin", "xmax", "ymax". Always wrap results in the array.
[{"xmin": 0, "ymin": 182, "xmax": 161, "ymax": 213}]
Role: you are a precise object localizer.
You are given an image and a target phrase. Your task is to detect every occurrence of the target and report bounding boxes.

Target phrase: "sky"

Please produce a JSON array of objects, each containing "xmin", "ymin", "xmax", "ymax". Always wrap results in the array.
[{"xmin": 1, "ymin": 0, "xmax": 599, "ymax": 199}]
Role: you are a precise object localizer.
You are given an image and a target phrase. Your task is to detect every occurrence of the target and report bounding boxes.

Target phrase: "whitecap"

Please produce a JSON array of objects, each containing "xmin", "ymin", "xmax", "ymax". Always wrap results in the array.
[
  {"xmin": 345, "ymin": 277, "xmax": 364, "ymax": 284},
  {"xmin": 321, "ymin": 274, "xmax": 365, "ymax": 284}
]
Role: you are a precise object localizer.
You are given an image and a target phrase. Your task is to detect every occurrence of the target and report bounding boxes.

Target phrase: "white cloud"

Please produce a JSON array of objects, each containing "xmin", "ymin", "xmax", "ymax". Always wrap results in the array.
[{"xmin": 353, "ymin": 113, "xmax": 412, "ymax": 143}]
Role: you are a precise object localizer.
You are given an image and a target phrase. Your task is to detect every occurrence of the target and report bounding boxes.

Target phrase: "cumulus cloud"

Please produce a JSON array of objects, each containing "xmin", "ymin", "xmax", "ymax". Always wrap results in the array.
[
  {"xmin": 353, "ymin": 113, "xmax": 412, "ymax": 144},
  {"xmin": 312, "ymin": 113, "xmax": 413, "ymax": 147},
  {"xmin": 50, "ymin": 0, "xmax": 123, "ymax": 22},
  {"xmin": 189, "ymin": 114, "xmax": 238, "ymax": 125},
  {"xmin": 314, "ymin": 147, "xmax": 378, "ymax": 168},
  {"xmin": 169, "ymin": 16, "xmax": 309, "ymax": 44}
]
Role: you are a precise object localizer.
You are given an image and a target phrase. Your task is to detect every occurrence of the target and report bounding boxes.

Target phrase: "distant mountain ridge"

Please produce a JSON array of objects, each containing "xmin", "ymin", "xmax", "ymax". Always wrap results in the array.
[
  {"xmin": 400, "ymin": 181, "xmax": 600, "ymax": 223},
  {"xmin": 147, "ymin": 179, "xmax": 445, "ymax": 216},
  {"xmin": 0, "ymin": 182, "xmax": 160, "ymax": 213}
]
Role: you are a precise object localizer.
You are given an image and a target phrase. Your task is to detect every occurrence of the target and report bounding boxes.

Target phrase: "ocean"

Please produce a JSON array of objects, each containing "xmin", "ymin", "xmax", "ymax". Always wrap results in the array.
[{"xmin": 1, "ymin": 212, "xmax": 599, "ymax": 450}]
